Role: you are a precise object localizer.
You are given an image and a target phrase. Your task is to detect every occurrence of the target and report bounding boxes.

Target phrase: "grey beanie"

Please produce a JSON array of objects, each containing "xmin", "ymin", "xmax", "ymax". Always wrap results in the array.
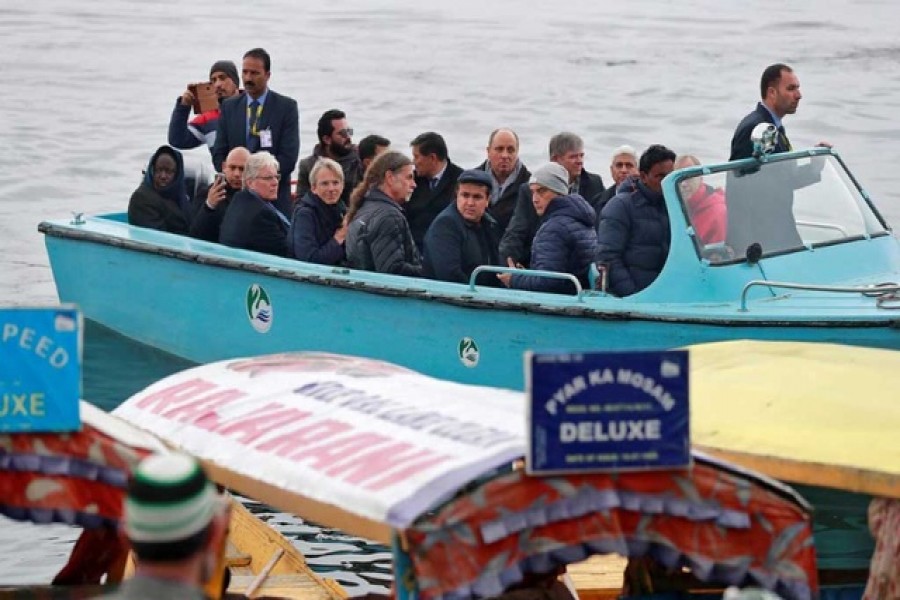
[
  {"xmin": 209, "ymin": 60, "xmax": 239, "ymax": 86},
  {"xmin": 529, "ymin": 162, "xmax": 569, "ymax": 196}
]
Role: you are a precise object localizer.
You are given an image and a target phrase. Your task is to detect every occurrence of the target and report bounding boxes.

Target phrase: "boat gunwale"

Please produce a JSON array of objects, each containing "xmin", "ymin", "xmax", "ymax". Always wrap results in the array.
[{"xmin": 38, "ymin": 220, "xmax": 900, "ymax": 328}]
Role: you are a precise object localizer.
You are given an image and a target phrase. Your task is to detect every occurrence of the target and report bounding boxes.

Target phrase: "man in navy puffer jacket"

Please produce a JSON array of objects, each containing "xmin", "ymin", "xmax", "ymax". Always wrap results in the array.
[
  {"xmin": 498, "ymin": 163, "xmax": 597, "ymax": 295},
  {"xmin": 596, "ymin": 144, "xmax": 676, "ymax": 297}
]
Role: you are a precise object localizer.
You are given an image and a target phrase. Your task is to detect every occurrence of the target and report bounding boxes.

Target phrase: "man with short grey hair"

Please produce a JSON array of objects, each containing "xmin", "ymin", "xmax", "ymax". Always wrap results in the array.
[
  {"xmin": 499, "ymin": 132, "xmax": 604, "ymax": 266},
  {"xmin": 597, "ymin": 145, "xmax": 639, "ymax": 207}
]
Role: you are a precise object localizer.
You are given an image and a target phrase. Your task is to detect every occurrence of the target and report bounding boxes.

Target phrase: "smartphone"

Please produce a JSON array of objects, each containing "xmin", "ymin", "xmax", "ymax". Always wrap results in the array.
[
  {"xmin": 214, "ymin": 173, "xmax": 225, "ymax": 186},
  {"xmin": 188, "ymin": 82, "xmax": 218, "ymax": 114}
]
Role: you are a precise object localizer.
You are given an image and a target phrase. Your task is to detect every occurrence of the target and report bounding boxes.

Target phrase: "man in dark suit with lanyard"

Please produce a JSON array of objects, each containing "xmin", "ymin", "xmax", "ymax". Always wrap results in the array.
[
  {"xmin": 213, "ymin": 47, "xmax": 299, "ymax": 217},
  {"xmin": 726, "ymin": 63, "xmax": 830, "ymax": 255}
]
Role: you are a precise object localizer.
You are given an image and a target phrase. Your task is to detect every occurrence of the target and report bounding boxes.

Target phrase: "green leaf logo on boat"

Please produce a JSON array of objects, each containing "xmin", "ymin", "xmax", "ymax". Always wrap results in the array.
[
  {"xmin": 458, "ymin": 337, "xmax": 479, "ymax": 368},
  {"xmin": 246, "ymin": 284, "xmax": 273, "ymax": 333}
]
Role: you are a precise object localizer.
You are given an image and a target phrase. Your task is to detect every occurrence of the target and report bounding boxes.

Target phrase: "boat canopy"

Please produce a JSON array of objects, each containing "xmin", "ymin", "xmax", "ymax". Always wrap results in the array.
[
  {"xmin": 0, "ymin": 401, "xmax": 164, "ymax": 528},
  {"xmin": 112, "ymin": 347, "xmax": 838, "ymax": 600},
  {"xmin": 406, "ymin": 451, "xmax": 815, "ymax": 600}
]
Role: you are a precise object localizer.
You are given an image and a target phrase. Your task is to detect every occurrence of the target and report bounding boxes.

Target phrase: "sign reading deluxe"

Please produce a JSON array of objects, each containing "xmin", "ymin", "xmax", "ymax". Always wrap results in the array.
[
  {"xmin": 1, "ymin": 307, "xmax": 82, "ymax": 432},
  {"xmin": 526, "ymin": 350, "xmax": 689, "ymax": 475}
]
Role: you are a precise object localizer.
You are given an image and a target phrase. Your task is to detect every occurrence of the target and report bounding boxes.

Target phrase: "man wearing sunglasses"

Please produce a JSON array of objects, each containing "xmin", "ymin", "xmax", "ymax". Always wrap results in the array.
[{"xmin": 295, "ymin": 109, "xmax": 363, "ymax": 208}]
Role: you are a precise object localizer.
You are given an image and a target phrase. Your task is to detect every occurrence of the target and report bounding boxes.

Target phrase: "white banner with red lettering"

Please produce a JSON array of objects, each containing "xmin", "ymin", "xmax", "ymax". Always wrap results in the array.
[{"xmin": 114, "ymin": 353, "xmax": 526, "ymax": 528}]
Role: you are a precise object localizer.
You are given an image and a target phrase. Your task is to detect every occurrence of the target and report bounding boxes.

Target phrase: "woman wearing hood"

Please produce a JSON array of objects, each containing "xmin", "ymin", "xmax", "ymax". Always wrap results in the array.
[{"xmin": 128, "ymin": 145, "xmax": 192, "ymax": 234}]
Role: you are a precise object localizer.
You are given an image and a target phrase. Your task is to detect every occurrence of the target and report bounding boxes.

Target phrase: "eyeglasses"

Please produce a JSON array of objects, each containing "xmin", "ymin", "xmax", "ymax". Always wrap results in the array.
[
  {"xmin": 336, "ymin": 128, "xmax": 354, "ymax": 137},
  {"xmin": 255, "ymin": 175, "xmax": 280, "ymax": 182}
]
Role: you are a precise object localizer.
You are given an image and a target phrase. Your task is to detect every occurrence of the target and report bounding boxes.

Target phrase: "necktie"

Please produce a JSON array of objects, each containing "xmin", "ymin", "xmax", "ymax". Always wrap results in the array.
[
  {"xmin": 430, "ymin": 177, "xmax": 440, "ymax": 190},
  {"xmin": 248, "ymin": 100, "xmax": 260, "ymax": 147},
  {"xmin": 778, "ymin": 125, "xmax": 792, "ymax": 152}
]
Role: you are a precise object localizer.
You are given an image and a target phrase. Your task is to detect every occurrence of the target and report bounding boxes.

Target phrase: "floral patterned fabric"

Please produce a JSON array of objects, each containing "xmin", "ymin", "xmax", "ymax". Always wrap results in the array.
[
  {"xmin": 406, "ymin": 454, "xmax": 817, "ymax": 600},
  {"xmin": 0, "ymin": 422, "xmax": 153, "ymax": 528},
  {"xmin": 864, "ymin": 497, "xmax": 900, "ymax": 600}
]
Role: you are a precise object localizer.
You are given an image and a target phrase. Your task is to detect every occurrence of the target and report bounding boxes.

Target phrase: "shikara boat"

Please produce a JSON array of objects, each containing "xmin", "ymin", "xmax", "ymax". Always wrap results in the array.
[
  {"xmin": 110, "ymin": 343, "xmax": 899, "ymax": 600},
  {"xmin": 0, "ymin": 400, "xmax": 346, "ymax": 600},
  {"xmin": 39, "ymin": 147, "xmax": 900, "ymax": 390}
]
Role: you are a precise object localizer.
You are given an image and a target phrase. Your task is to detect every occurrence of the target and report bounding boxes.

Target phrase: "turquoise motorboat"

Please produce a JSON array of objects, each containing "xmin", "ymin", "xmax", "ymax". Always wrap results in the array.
[{"xmin": 39, "ymin": 147, "xmax": 900, "ymax": 390}]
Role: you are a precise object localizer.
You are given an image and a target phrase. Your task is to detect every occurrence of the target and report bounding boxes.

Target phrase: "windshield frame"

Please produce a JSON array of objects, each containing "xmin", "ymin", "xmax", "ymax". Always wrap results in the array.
[{"xmin": 666, "ymin": 148, "xmax": 892, "ymax": 266}]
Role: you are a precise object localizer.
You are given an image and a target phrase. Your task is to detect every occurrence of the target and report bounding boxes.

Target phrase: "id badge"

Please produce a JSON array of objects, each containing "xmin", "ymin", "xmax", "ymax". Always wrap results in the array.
[{"xmin": 260, "ymin": 128, "xmax": 273, "ymax": 148}]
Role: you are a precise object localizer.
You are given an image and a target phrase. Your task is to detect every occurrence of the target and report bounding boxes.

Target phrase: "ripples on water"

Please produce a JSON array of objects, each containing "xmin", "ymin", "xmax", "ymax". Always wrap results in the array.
[
  {"xmin": 2, "ymin": 0, "xmax": 900, "ymax": 590},
  {"xmin": 0, "ymin": 325, "xmax": 392, "ymax": 593},
  {"xmin": 247, "ymin": 500, "xmax": 393, "ymax": 595}
]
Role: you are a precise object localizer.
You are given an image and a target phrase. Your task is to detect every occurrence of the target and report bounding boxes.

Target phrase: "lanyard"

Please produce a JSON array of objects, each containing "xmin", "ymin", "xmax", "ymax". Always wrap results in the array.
[{"xmin": 247, "ymin": 101, "xmax": 264, "ymax": 136}]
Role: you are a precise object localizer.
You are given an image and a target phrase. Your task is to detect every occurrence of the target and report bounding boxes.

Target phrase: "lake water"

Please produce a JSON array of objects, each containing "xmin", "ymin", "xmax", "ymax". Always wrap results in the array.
[{"xmin": 1, "ymin": 0, "xmax": 899, "ymax": 591}]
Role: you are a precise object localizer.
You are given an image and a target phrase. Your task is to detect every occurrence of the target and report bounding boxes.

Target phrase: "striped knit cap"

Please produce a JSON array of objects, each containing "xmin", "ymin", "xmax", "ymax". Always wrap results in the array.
[{"xmin": 124, "ymin": 453, "xmax": 217, "ymax": 545}]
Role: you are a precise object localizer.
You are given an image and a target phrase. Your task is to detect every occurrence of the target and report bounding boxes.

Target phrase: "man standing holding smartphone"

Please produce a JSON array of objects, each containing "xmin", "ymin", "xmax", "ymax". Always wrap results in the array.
[
  {"xmin": 189, "ymin": 147, "xmax": 250, "ymax": 242},
  {"xmin": 167, "ymin": 60, "xmax": 241, "ymax": 152}
]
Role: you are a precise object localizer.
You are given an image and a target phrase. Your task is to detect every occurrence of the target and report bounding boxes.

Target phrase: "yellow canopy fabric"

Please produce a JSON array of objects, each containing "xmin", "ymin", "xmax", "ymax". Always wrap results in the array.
[{"xmin": 688, "ymin": 340, "xmax": 900, "ymax": 498}]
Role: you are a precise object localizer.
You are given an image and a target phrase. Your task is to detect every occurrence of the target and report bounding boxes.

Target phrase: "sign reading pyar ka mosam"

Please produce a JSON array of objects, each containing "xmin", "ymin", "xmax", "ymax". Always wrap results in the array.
[
  {"xmin": 526, "ymin": 349, "xmax": 689, "ymax": 475},
  {"xmin": 1, "ymin": 306, "xmax": 82, "ymax": 432}
]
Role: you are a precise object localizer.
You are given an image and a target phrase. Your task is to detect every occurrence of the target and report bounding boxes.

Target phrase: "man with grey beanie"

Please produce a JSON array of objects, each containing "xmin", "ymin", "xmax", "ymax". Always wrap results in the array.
[
  {"xmin": 499, "ymin": 132, "xmax": 605, "ymax": 267},
  {"xmin": 497, "ymin": 162, "xmax": 597, "ymax": 295},
  {"xmin": 167, "ymin": 59, "xmax": 242, "ymax": 152}
]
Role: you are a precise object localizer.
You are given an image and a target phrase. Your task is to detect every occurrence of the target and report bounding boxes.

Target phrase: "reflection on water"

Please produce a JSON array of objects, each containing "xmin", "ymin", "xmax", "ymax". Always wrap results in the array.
[{"xmin": 82, "ymin": 321, "xmax": 196, "ymax": 411}]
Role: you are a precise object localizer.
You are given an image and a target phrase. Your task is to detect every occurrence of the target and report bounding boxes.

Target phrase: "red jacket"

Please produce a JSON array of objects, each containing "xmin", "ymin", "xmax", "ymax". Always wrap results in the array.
[{"xmin": 687, "ymin": 184, "xmax": 727, "ymax": 245}]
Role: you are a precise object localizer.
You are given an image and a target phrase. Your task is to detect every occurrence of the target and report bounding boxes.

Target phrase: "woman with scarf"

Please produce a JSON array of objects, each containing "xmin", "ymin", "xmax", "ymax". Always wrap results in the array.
[{"xmin": 288, "ymin": 158, "xmax": 347, "ymax": 265}]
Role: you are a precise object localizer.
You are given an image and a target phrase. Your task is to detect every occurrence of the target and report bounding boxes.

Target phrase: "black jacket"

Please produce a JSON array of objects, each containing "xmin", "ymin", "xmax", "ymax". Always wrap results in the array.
[
  {"xmin": 474, "ymin": 160, "xmax": 531, "ymax": 236},
  {"xmin": 212, "ymin": 90, "xmax": 299, "ymax": 217},
  {"xmin": 219, "ymin": 190, "xmax": 289, "ymax": 257},
  {"xmin": 406, "ymin": 161, "xmax": 463, "ymax": 252},
  {"xmin": 188, "ymin": 185, "xmax": 237, "ymax": 242},
  {"xmin": 730, "ymin": 102, "xmax": 791, "ymax": 160},
  {"xmin": 422, "ymin": 202, "xmax": 501, "ymax": 286},
  {"xmin": 346, "ymin": 190, "xmax": 422, "ymax": 276},
  {"xmin": 288, "ymin": 192, "xmax": 345, "ymax": 265},
  {"xmin": 499, "ymin": 169, "xmax": 604, "ymax": 265},
  {"xmin": 596, "ymin": 176, "xmax": 670, "ymax": 297},
  {"xmin": 575, "ymin": 169, "xmax": 606, "ymax": 218},
  {"xmin": 510, "ymin": 194, "xmax": 598, "ymax": 295}
]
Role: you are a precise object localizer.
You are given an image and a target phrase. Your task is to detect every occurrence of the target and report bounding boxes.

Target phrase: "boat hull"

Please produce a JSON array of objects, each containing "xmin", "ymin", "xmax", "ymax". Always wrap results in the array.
[{"xmin": 44, "ymin": 232, "xmax": 900, "ymax": 390}]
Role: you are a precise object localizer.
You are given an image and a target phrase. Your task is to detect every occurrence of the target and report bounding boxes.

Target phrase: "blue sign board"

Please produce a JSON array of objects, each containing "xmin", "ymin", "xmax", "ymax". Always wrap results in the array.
[
  {"xmin": 526, "ymin": 350, "xmax": 689, "ymax": 475},
  {"xmin": 1, "ymin": 307, "xmax": 82, "ymax": 432}
]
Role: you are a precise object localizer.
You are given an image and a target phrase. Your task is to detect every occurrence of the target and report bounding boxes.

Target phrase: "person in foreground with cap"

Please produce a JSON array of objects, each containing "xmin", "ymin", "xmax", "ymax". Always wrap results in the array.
[
  {"xmin": 99, "ymin": 453, "xmax": 229, "ymax": 600},
  {"xmin": 596, "ymin": 144, "xmax": 676, "ymax": 297},
  {"xmin": 497, "ymin": 162, "xmax": 597, "ymax": 295},
  {"xmin": 422, "ymin": 168, "xmax": 501, "ymax": 286},
  {"xmin": 168, "ymin": 60, "xmax": 242, "ymax": 152}
]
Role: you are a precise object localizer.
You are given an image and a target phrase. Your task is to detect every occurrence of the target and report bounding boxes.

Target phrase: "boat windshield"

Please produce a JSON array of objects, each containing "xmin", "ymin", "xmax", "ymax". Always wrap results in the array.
[{"xmin": 675, "ymin": 154, "xmax": 888, "ymax": 263}]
